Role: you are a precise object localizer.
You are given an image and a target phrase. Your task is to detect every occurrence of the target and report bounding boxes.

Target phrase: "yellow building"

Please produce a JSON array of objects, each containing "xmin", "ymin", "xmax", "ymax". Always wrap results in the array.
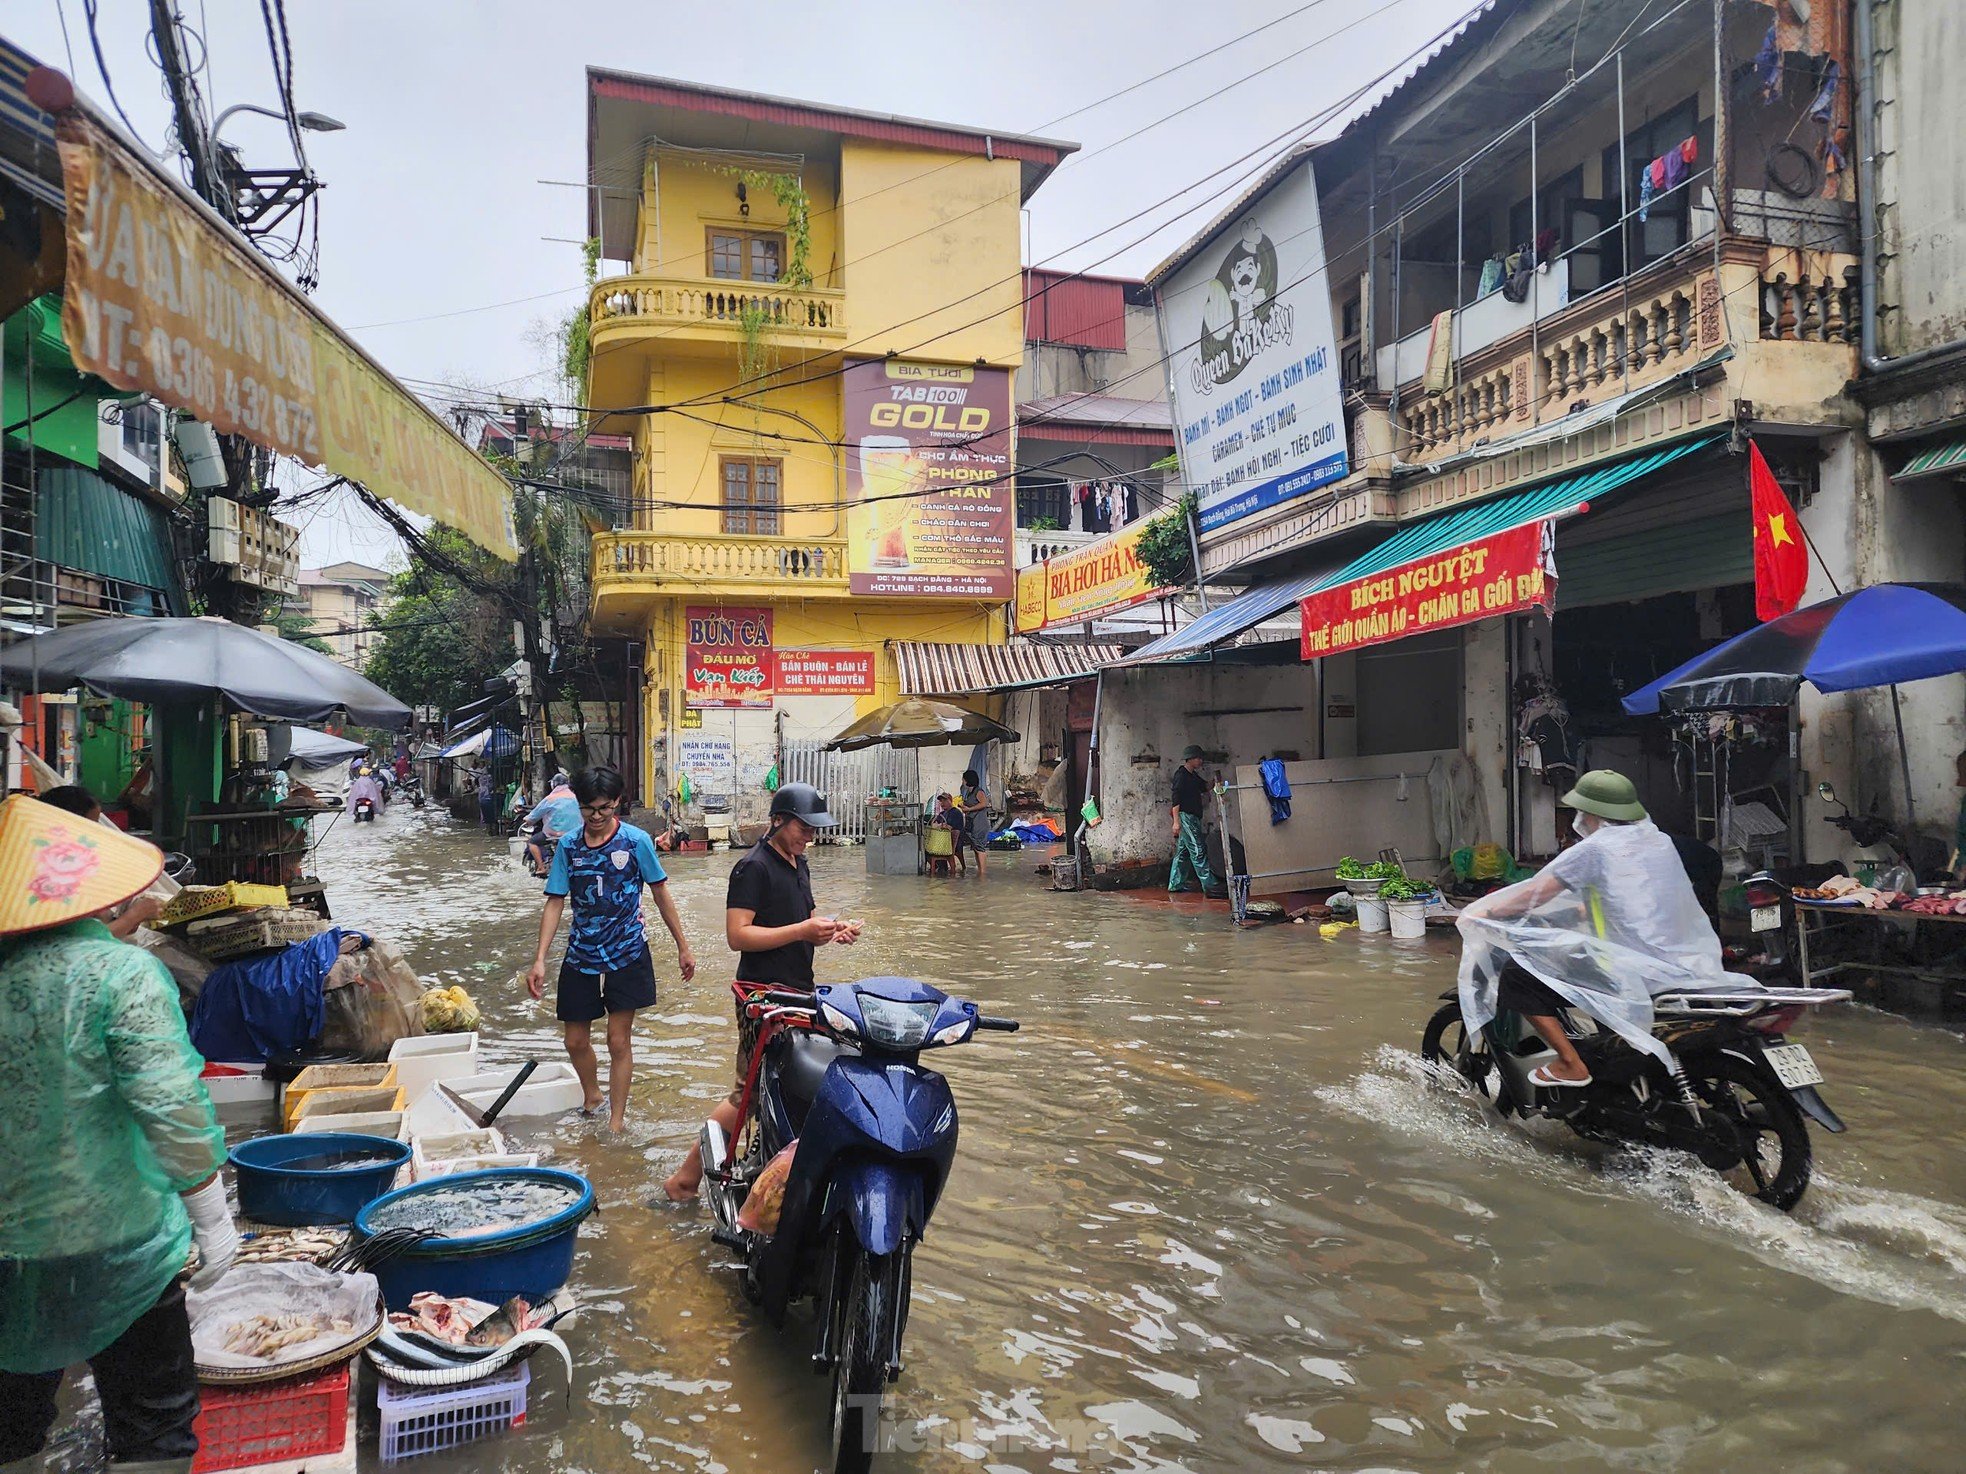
[{"xmin": 581, "ymin": 71, "xmax": 1073, "ymax": 817}]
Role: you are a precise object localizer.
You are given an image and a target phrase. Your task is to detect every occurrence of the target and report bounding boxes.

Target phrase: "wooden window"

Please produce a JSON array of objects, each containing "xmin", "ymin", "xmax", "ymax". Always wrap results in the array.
[
  {"xmin": 706, "ymin": 228, "xmax": 785, "ymax": 282},
  {"xmin": 720, "ymin": 456, "xmax": 782, "ymax": 535}
]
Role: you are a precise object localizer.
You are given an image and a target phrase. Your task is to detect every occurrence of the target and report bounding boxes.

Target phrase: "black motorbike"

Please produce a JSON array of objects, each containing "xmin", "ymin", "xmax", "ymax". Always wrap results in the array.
[{"xmin": 1421, "ymin": 983, "xmax": 1849, "ymax": 1210}]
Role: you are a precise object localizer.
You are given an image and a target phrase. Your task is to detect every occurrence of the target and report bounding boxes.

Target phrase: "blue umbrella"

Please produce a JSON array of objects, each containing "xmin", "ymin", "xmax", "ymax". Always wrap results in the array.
[{"xmin": 1621, "ymin": 584, "xmax": 1966, "ymax": 715}]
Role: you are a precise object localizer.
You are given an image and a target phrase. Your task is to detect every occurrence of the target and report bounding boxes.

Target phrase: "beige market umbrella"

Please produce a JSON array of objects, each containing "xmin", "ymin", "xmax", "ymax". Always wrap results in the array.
[{"xmin": 821, "ymin": 698, "xmax": 1018, "ymax": 752}]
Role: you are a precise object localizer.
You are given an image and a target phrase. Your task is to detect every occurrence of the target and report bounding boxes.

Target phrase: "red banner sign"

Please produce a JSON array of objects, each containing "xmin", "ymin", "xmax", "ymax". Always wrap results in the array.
[
  {"xmin": 685, "ymin": 606, "xmax": 775, "ymax": 709},
  {"xmin": 778, "ymin": 649, "xmax": 876, "ymax": 695},
  {"xmin": 1300, "ymin": 521, "xmax": 1553, "ymax": 659}
]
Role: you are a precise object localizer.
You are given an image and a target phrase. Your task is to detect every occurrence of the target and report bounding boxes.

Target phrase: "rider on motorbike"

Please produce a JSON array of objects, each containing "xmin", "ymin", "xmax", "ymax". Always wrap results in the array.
[{"xmin": 1457, "ymin": 769, "xmax": 1753, "ymax": 1088}]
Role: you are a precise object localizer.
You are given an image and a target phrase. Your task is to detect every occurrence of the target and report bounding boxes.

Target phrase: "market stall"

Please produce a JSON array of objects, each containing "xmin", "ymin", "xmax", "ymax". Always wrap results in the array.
[{"xmin": 824, "ymin": 698, "xmax": 1018, "ymax": 877}]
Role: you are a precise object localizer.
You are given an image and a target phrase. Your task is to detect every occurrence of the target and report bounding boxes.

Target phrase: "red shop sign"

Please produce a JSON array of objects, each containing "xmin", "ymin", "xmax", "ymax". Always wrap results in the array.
[
  {"xmin": 778, "ymin": 649, "xmax": 876, "ymax": 695},
  {"xmin": 1300, "ymin": 520, "xmax": 1554, "ymax": 660},
  {"xmin": 685, "ymin": 605, "xmax": 775, "ymax": 709}
]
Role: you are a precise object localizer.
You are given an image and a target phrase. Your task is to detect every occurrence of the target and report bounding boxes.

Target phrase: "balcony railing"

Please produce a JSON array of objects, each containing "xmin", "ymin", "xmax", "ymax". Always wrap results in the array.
[
  {"xmin": 1015, "ymin": 526, "xmax": 1100, "ymax": 567},
  {"xmin": 589, "ymin": 277, "xmax": 847, "ymax": 344},
  {"xmin": 593, "ymin": 530, "xmax": 851, "ymax": 591},
  {"xmin": 1389, "ymin": 246, "xmax": 1859, "ymax": 461}
]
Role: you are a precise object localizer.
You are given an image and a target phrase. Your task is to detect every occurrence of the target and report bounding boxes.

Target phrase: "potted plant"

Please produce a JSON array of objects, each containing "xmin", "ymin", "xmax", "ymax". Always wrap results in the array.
[
  {"xmin": 1336, "ymin": 856, "xmax": 1383, "ymax": 897},
  {"xmin": 1381, "ymin": 874, "xmax": 1433, "ymax": 938}
]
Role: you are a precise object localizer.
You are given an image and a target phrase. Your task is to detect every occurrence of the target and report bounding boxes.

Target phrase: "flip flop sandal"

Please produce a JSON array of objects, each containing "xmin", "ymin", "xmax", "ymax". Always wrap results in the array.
[{"xmin": 1528, "ymin": 1064, "xmax": 1593, "ymax": 1088}]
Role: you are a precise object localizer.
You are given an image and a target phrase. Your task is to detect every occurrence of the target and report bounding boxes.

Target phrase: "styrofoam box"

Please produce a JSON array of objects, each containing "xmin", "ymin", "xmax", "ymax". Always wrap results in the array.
[
  {"xmin": 388, "ymin": 1033, "xmax": 481, "ymax": 1106},
  {"xmin": 290, "ymin": 1110, "xmax": 406, "ymax": 1140},
  {"xmin": 422, "ymin": 1152, "xmax": 542, "ymax": 1179},
  {"xmin": 443, "ymin": 1063, "xmax": 585, "ymax": 1120},
  {"xmin": 410, "ymin": 1128, "xmax": 507, "ymax": 1181}
]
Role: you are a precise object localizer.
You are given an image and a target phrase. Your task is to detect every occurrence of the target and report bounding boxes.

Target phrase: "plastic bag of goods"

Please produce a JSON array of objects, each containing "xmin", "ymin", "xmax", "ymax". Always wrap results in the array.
[
  {"xmin": 318, "ymin": 936, "xmax": 426, "ymax": 1058},
  {"xmin": 422, "ymin": 984, "xmax": 482, "ymax": 1033},
  {"xmin": 736, "ymin": 1140, "xmax": 799, "ymax": 1236}
]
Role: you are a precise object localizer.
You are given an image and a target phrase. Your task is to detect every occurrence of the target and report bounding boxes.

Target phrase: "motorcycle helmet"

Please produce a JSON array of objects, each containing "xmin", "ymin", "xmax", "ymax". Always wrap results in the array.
[{"xmin": 767, "ymin": 782, "xmax": 835, "ymax": 828}]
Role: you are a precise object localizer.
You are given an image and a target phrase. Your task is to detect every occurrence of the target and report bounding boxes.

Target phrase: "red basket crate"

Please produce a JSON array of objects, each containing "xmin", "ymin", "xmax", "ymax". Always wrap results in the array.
[{"xmin": 192, "ymin": 1364, "xmax": 351, "ymax": 1473}]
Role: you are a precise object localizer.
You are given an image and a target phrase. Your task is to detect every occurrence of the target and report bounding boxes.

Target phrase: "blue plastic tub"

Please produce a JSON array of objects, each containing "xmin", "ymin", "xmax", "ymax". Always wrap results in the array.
[
  {"xmin": 230, "ymin": 1131, "xmax": 412, "ymax": 1226},
  {"xmin": 353, "ymin": 1167, "xmax": 595, "ymax": 1311}
]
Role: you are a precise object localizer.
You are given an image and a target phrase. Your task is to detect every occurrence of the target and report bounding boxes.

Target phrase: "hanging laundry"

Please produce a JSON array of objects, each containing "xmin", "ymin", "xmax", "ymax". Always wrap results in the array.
[
  {"xmin": 1108, "ymin": 483, "xmax": 1129, "ymax": 530},
  {"xmin": 1637, "ymin": 168, "xmax": 1657, "ymax": 223},
  {"xmin": 1753, "ymin": 23, "xmax": 1784, "ymax": 103},
  {"xmin": 1124, "ymin": 484, "xmax": 1139, "ymax": 523},
  {"xmin": 1089, "ymin": 482, "xmax": 1111, "ymax": 533},
  {"xmin": 1501, "ymin": 246, "xmax": 1533, "ymax": 303},
  {"xmin": 1534, "ymin": 227, "xmax": 1559, "ymax": 263},
  {"xmin": 1660, "ymin": 144, "xmax": 1688, "ymax": 193},
  {"xmin": 1476, "ymin": 255, "xmax": 1506, "ymax": 298},
  {"xmin": 1422, "ymin": 308, "xmax": 1455, "ymax": 395},
  {"xmin": 1258, "ymin": 758, "xmax": 1292, "ymax": 825}
]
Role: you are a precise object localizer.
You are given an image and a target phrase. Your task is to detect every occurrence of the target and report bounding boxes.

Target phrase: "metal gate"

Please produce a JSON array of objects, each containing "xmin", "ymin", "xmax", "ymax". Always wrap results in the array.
[{"xmin": 779, "ymin": 738, "xmax": 912, "ymax": 842}]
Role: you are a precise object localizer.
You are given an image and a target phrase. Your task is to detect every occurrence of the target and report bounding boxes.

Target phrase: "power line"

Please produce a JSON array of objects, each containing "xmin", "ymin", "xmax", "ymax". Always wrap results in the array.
[{"xmin": 82, "ymin": 0, "xmax": 156, "ymax": 148}]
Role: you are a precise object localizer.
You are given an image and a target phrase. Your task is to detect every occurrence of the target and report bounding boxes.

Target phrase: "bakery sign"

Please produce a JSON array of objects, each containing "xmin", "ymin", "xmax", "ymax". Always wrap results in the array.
[
  {"xmin": 685, "ymin": 606, "xmax": 775, "ymax": 709},
  {"xmin": 1300, "ymin": 521, "xmax": 1555, "ymax": 659}
]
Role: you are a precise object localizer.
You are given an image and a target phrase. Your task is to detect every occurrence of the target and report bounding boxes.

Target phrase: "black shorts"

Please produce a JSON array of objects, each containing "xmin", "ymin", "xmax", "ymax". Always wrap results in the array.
[
  {"xmin": 556, "ymin": 945, "xmax": 657, "ymax": 1022},
  {"xmin": 1497, "ymin": 962, "xmax": 1570, "ymax": 1017}
]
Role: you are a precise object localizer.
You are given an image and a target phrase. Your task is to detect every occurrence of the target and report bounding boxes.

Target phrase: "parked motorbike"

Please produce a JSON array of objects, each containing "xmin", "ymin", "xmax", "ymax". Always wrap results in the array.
[
  {"xmin": 699, "ymin": 977, "xmax": 1019, "ymax": 1474},
  {"xmin": 1421, "ymin": 983, "xmax": 1850, "ymax": 1210},
  {"xmin": 403, "ymin": 774, "xmax": 427, "ymax": 810}
]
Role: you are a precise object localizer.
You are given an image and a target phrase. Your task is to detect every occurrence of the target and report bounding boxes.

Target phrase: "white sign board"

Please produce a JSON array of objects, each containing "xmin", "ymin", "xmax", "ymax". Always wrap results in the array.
[
  {"xmin": 676, "ymin": 732, "xmax": 735, "ymax": 783},
  {"xmin": 1159, "ymin": 159, "xmax": 1349, "ymax": 533}
]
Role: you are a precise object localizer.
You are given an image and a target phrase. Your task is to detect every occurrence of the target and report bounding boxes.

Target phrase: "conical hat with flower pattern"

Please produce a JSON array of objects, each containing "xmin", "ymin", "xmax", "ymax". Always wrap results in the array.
[{"xmin": 0, "ymin": 794, "xmax": 163, "ymax": 935}]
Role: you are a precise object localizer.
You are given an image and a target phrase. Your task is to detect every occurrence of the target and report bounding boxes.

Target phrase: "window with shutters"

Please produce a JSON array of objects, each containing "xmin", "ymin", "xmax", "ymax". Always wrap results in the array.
[
  {"xmin": 706, "ymin": 229, "xmax": 785, "ymax": 282},
  {"xmin": 720, "ymin": 456, "xmax": 782, "ymax": 535}
]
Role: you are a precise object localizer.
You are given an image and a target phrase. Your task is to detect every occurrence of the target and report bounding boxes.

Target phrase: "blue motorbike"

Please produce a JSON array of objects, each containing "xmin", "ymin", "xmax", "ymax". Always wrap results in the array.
[{"xmin": 699, "ymin": 976, "xmax": 1018, "ymax": 1473}]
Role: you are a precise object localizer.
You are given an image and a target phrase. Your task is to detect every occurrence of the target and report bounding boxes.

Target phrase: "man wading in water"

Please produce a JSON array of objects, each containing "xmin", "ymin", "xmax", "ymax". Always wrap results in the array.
[
  {"xmin": 526, "ymin": 767, "xmax": 696, "ymax": 1131},
  {"xmin": 662, "ymin": 782, "xmax": 860, "ymax": 1201}
]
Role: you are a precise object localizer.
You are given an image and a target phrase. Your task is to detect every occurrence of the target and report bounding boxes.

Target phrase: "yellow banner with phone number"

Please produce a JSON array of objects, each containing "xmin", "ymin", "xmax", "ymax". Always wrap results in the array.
[{"xmin": 55, "ymin": 111, "xmax": 516, "ymax": 560}]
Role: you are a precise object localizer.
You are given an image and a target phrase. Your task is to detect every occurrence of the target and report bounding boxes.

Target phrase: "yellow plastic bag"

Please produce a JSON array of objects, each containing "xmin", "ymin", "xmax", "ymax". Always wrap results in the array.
[
  {"xmin": 421, "ymin": 984, "xmax": 481, "ymax": 1033},
  {"xmin": 737, "ymin": 1139, "xmax": 799, "ymax": 1236},
  {"xmin": 1470, "ymin": 842, "xmax": 1509, "ymax": 881}
]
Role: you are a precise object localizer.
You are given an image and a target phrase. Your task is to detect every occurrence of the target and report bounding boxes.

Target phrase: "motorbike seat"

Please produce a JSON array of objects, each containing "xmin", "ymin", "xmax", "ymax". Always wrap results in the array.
[{"xmin": 772, "ymin": 1033, "xmax": 857, "ymax": 1130}]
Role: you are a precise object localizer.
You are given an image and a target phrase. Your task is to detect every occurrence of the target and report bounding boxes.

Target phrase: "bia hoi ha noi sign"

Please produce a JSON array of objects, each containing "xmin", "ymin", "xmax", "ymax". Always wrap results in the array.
[
  {"xmin": 844, "ymin": 359, "xmax": 1014, "ymax": 598},
  {"xmin": 686, "ymin": 606, "xmax": 774, "ymax": 709},
  {"xmin": 1017, "ymin": 523, "xmax": 1165, "ymax": 632},
  {"xmin": 1158, "ymin": 160, "xmax": 1348, "ymax": 534},
  {"xmin": 53, "ymin": 110, "xmax": 516, "ymax": 559},
  {"xmin": 1300, "ymin": 522, "xmax": 1555, "ymax": 659}
]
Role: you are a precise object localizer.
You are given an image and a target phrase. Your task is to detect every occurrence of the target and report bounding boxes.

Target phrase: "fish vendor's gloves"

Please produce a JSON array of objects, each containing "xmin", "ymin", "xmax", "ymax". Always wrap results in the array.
[{"xmin": 184, "ymin": 1177, "xmax": 241, "ymax": 1288}]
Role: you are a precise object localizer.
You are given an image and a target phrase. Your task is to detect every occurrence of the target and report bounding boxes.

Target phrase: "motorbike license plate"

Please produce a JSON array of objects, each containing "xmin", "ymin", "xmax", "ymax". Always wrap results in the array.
[
  {"xmin": 1764, "ymin": 1043, "xmax": 1824, "ymax": 1089},
  {"xmin": 1750, "ymin": 904, "xmax": 1782, "ymax": 933}
]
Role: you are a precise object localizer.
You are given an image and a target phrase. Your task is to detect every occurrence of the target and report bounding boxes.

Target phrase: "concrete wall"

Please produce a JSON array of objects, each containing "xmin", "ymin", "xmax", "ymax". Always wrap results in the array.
[
  {"xmin": 641, "ymin": 150, "xmax": 845, "ymax": 288},
  {"xmin": 838, "ymin": 142, "xmax": 1025, "ymax": 369},
  {"xmin": 1087, "ymin": 662, "xmax": 1319, "ymax": 880},
  {"xmin": 1016, "ymin": 301, "xmax": 1165, "ymax": 402},
  {"xmin": 1871, "ymin": 0, "xmax": 1966, "ymax": 355}
]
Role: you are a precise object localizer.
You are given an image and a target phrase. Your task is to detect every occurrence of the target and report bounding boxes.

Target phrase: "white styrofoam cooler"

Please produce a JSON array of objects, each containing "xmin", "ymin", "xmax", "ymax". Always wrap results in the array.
[{"xmin": 388, "ymin": 1032, "xmax": 481, "ymax": 1104}]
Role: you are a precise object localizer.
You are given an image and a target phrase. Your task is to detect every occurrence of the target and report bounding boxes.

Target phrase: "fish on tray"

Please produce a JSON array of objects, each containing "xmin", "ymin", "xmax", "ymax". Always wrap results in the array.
[
  {"xmin": 220, "ymin": 1311, "xmax": 354, "ymax": 1360},
  {"xmin": 387, "ymin": 1292, "xmax": 546, "ymax": 1350}
]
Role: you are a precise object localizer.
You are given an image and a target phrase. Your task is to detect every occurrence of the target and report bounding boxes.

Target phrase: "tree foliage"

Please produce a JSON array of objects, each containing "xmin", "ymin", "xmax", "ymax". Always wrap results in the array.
[
  {"xmin": 1135, "ymin": 489, "xmax": 1199, "ymax": 591},
  {"xmin": 362, "ymin": 528, "xmax": 513, "ymax": 718},
  {"xmin": 268, "ymin": 606, "xmax": 335, "ymax": 656}
]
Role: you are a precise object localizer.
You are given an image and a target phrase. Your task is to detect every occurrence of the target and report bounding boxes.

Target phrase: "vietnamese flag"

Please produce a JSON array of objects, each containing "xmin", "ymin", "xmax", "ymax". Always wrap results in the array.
[{"xmin": 1749, "ymin": 440, "xmax": 1808, "ymax": 621}]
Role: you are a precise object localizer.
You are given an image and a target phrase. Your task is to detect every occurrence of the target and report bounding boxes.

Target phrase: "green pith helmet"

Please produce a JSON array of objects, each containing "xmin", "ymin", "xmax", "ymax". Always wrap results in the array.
[{"xmin": 1561, "ymin": 768, "xmax": 1648, "ymax": 822}]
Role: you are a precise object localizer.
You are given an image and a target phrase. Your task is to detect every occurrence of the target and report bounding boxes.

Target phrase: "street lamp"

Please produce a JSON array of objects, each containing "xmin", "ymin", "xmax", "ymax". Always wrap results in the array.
[{"xmin": 212, "ymin": 102, "xmax": 346, "ymax": 139}]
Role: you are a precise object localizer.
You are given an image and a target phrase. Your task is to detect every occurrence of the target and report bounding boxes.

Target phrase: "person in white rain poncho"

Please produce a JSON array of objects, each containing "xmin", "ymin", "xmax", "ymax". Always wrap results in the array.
[{"xmin": 1457, "ymin": 770, "xmax": 1757, "ymax": 1086}]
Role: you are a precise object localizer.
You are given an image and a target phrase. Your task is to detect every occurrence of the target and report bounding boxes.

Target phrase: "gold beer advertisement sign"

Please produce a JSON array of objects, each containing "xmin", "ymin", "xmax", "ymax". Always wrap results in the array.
[{"xmin": 843, "ymin": 359, "xmax": 1014, "ymax": 598}]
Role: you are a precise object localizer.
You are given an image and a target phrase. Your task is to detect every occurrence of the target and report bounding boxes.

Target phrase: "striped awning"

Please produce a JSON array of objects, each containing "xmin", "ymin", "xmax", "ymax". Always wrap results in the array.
[
  {"xmin": 1893, "ymin": 438, "xmax": 1966, "ymax": 483},
  {"xmin": 892, "ymin": 641, "xmax": 1122, "ymax": 696}
]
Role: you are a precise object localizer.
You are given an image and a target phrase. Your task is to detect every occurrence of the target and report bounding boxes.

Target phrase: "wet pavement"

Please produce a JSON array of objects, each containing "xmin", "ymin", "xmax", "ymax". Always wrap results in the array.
[{"xmin": 39, "ymin": 799, "xmax": 1966, "ymax": 1472}]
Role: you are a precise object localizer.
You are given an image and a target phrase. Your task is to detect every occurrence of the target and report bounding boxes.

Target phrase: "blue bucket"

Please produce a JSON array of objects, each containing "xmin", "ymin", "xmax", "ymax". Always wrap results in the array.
[
  {"xmin": 230, "ymin": 1132, "xmax": 412, "ymax": 1226},
  {"xmin": 353, "ymin": 1167, "xmax": 595, "ymax": 1311}
]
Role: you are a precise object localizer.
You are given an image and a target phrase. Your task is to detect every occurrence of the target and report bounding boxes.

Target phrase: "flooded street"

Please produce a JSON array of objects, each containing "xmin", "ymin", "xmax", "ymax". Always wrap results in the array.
[{"xmin": 312, "ymin": 803, "xmax": 1966, "ymax": 1473}]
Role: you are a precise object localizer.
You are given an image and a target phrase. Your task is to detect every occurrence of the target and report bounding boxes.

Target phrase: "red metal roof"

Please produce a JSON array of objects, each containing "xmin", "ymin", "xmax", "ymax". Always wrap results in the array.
[{"xmin": 1023, "ymin": 270, "xmax": 1128, "ymax": 351}]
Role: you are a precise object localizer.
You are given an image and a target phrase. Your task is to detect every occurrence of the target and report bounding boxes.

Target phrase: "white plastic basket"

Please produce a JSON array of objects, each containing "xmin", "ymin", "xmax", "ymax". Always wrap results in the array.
[{"xmin": 376, "ymin": 1363, "xmax": 528, "ymax": 1464}]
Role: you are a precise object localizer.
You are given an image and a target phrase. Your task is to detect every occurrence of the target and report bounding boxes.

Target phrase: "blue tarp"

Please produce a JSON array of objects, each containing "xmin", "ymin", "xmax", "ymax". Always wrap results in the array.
[{"xmin": 189, "ymin": 928, "xmax": 365, "ymax": 1062}]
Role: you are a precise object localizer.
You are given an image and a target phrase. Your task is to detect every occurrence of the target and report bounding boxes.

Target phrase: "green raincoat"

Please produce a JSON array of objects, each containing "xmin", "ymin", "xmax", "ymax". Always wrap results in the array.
[{"xmin": 0, "ymin": 919, "xmax": 224, "ymax": 1373}]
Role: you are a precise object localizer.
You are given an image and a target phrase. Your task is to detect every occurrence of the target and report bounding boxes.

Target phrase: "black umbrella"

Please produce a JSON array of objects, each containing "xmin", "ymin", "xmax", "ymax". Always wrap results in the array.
[{"xmin": 0, "ymin": 616, "xmax": 411, "ymax": 728}]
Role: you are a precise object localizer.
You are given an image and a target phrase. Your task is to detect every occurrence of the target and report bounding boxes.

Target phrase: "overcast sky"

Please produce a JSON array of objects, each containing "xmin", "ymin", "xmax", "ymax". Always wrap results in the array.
[{"xmin": 13, "ymin": 0, "xmax": 1477, "ymax": 567}]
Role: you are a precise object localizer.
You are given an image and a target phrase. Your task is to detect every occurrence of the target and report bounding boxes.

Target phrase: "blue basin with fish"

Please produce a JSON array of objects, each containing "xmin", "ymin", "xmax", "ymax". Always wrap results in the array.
[
  {"xmin": 230, "ymin": 1132, "xmax": 412, "ymax": 1226},
  {"xmin": 352, "ymin": 1167, "xmax": 595, "ymax": 1310}
]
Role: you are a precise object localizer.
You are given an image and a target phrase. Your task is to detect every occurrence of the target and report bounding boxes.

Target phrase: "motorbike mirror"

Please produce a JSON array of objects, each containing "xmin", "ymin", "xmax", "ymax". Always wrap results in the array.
[{"xmin": 1817, "ymin": 781, "xmax": 1838, "ymax": 805}]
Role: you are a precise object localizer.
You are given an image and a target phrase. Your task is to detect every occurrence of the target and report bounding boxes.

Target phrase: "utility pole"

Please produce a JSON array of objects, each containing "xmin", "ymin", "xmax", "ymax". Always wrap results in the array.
[{"xmin": 148, "ymin": 0, "xmax": 231, "ymax": 220}]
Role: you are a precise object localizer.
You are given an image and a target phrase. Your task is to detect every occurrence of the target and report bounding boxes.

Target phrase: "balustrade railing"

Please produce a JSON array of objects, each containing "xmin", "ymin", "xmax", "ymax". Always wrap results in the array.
[
  {"xmin": 590, "ymin": 277, "xmax": 846, "ymax": 338},
  {"xmin": 595, "ymin": 530, "xmax": 850, "ymax": 587}
]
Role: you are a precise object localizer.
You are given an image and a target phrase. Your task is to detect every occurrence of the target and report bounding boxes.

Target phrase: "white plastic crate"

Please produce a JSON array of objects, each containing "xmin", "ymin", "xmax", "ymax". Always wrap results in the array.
[{"xmin": 376, "ymin": 1363, "xmax": 528, "ymax": 1463}]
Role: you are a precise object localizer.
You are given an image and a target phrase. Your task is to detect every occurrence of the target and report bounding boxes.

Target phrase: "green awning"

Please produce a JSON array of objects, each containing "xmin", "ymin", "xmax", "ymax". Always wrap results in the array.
[
  {"xmin": 1893, "ymin": 438, "xmax": 1966, "ymax": 483},
  {"xmin": 35, "ymin": 461, "xmax": 186, "ymax": 612},
  {"xmin": 1316, "ymin": 434, "xmax": 1725, "ymax": 591}
]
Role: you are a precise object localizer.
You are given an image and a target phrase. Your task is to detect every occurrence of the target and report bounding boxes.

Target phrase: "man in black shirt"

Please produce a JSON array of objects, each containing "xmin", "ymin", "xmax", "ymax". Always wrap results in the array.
[
  {"xmin": 1169, "ymin": 744, "xmax": 1225, "ymax": 896},
  {"xmin": 661, "ymin": 782, "xmax": 860, "ymax": 1201}
]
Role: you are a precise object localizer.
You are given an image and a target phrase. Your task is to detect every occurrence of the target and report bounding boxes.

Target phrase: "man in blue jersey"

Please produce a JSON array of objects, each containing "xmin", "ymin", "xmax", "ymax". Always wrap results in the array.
[{"xmin": 526, "ymin": 766, "xmax": 696, "ymax": 1131}]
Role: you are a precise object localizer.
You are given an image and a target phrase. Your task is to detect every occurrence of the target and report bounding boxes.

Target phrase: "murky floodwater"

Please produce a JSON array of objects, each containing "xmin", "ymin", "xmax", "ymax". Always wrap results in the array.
[{"xmin": 36, "ymin": 799, "xmax": 1966, "ymax": 1472}]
